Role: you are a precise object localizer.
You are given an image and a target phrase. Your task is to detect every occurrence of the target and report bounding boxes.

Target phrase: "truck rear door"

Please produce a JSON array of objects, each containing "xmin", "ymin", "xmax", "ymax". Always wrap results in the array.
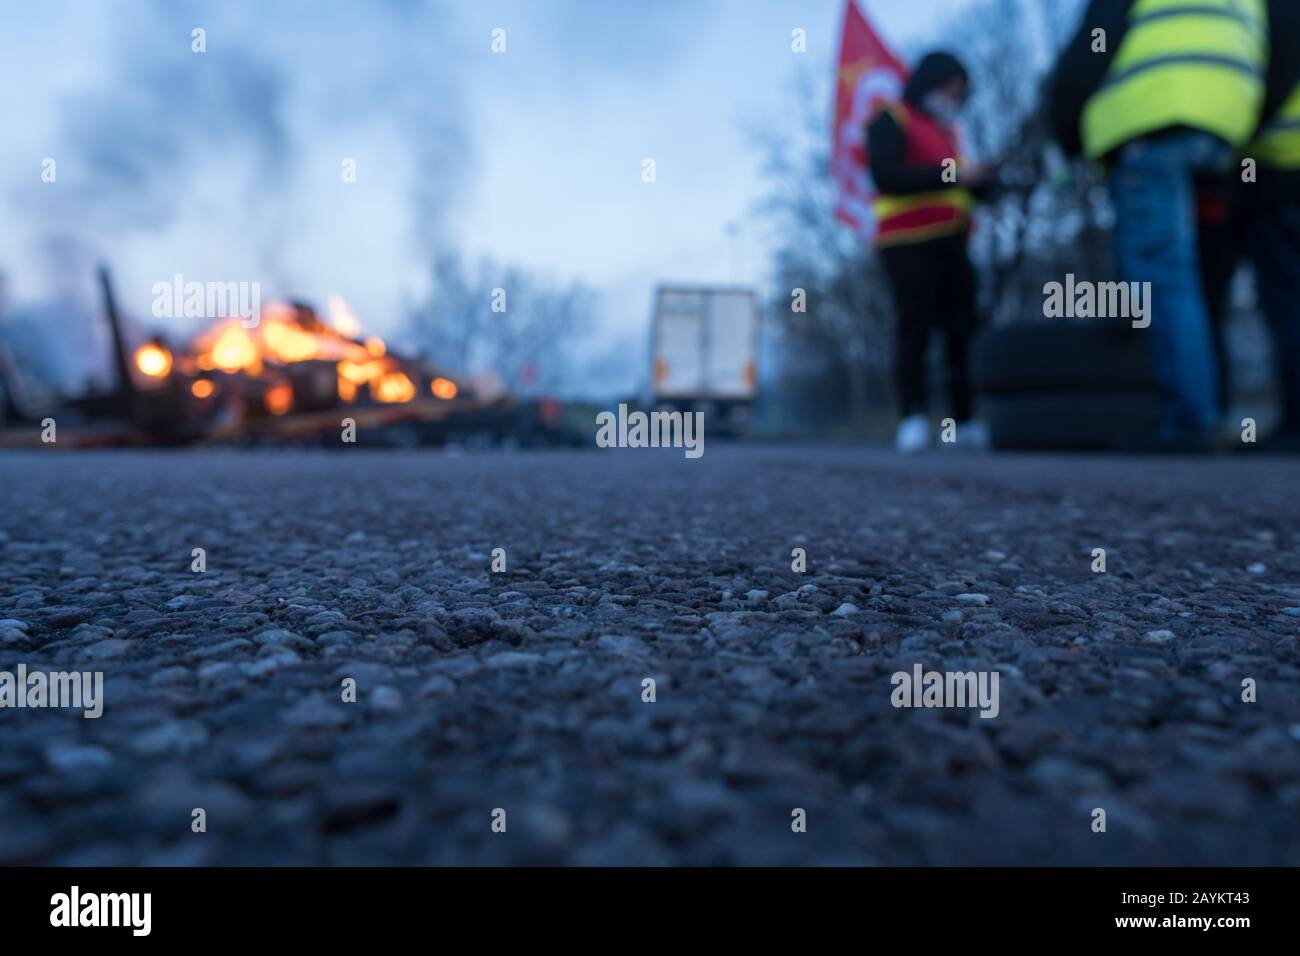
[
  {"xmin": 705, "ymin": 291, "xmax": 756, "ymax": 400},
  {"xmin": 654, "ymin": 290, "xmax": 705, "ymax": 399}
]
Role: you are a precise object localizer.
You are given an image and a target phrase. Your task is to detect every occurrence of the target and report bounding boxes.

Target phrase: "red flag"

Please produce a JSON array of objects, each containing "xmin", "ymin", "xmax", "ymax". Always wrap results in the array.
[{"xmin": 831, "ymin": 0, "xmax": 909, "ymax": 239}]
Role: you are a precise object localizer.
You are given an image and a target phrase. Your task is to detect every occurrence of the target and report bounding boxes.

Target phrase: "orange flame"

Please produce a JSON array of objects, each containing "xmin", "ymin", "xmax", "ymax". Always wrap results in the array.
[
  {"xmin": 206, "ymin": 324, "xmax": 261, "ymax": 373},
  {"xmin": 262, "ymin": 318, "xmax": 321, "ymax": 363},
  {"xmin": 265, "ymin": 381, "xmax": 293, "ymax": 415},
  {"xmin": 373, "ymin": 371, "xmax": 415, "ymax": 404},
  {"xmin": 328, "ymin": 294, "xmax": 361, "ymax": 338},
  {"xmin": 187, "ymin": 299, "xmax": 422, "ymax": 409},
  {"xmin": 135, "ymin": 343, "xmax": 173, "ymax": 378}
]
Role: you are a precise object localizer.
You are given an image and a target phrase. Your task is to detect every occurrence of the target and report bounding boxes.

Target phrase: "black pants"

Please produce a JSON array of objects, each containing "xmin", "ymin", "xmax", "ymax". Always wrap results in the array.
[
  {"xmin": 1198, "ymin": 210, "xmax": 1241, "ymax": 412},
  {"xmin": 1201, "ymin": 195, "xmax": 1300, "ymax": 429},
  {"xmin": 1250, "ymin": 200, "xmax": 1300, "ymax": 430},
  {"xmin": 880, "ymin": 234, "xmax": 977, "ymax": 421}
]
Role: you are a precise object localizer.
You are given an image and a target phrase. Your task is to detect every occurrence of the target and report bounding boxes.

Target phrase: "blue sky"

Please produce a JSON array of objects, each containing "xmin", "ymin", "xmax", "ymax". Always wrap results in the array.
[{"xmin": 0, "ymin": 0, "xmax": 979, "ymax": 391}]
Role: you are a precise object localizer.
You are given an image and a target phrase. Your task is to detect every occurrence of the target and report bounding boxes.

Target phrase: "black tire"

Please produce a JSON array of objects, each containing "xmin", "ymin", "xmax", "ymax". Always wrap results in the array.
[
  {"xmin": 972, "ymin": 323, "xmax": 1155, "ymax": 392},
  {"xmin": 983, "ymin": 391, "xmax": 1158, "ymax": 451}
]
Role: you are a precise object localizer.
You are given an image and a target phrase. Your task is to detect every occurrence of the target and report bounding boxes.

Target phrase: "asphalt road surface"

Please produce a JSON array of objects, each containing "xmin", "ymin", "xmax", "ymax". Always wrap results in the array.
[{"xmin": 1, "ymin": 446, "xmax": 1298, "ymax": 865}]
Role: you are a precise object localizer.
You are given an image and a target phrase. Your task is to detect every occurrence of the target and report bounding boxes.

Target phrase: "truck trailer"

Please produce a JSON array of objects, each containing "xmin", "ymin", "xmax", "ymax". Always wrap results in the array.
[{"xmin": 650, "ymin": 286, "xmax": 758, "ymax": 429}]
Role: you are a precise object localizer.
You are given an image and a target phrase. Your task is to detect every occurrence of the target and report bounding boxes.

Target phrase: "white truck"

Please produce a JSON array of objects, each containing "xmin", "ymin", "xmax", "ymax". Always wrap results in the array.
[{"xmin": 650, "ymin": 287, "xmax": 759, "ymax": 428}]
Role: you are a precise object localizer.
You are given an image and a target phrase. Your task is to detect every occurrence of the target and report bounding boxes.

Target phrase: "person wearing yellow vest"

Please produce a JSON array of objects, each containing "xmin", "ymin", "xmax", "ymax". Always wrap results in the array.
[
  {"xmin": 1048, "ymin": 0, "xmax": 1269, "ymax": 451},
  {"xmin": 867, "ymin": 52, "xmax": 996, "ymax": 453}
]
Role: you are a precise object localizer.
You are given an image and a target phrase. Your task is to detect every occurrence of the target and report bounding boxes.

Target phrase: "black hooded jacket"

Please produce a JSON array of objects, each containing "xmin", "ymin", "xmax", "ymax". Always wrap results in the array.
[
  {"xmin": 1262, "ymin": 1, "xmax": 1300, "ymax": 126},
  {"xmin": 1044, "ymin": 0, "xmax": 1131, "ymax": 158},
  {"xmin": 867, "ymin": 52, "xmax": 970, "ymax": 197}
]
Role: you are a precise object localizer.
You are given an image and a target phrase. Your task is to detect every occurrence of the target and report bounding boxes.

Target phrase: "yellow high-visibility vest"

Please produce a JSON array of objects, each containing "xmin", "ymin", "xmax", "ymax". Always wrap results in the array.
[
  {"xmin": 1253, "ymin": 82, "xmax": 1300, "ymax": 170},
  {"xmin": 1083, "ymin": 0, "xmax": 1268, "ymax": 161}
]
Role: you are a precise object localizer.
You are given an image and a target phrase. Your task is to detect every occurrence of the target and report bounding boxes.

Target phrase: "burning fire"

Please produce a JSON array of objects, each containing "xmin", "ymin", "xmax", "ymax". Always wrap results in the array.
[
  {"xmin": 328, "ymin": 294, "xmax": 361, "ymax": 339},
  {"xmin": 265, "ymin": 381, "xmax": 293, "ymax": 416},
  {"xmin": 373, "ymin": 371, "xmax": 416, "ymax": 404},
  {"xmin": 133, "ymin": 296, "xmax": 463, "ymax": 424},
  {"xmin": 135, "ymin": 343, "xmax": 173, "ymax": 378},
  {"xmin": 202, "ymin": 325, "xmax": 260, "ymax": 373},
  {"xmin": 262, "ymin": 318, "xmax": 322, "ymax": 363},
  {"xmin": 176, "ymin": 298, "xmax": 443, "ymax": 412}
]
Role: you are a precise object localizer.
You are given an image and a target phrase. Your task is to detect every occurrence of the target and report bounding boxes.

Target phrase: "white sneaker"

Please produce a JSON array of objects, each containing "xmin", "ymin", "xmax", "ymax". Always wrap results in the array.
[
  {"xmin": 952, "ymin": 419, "xmax": 991, "ymax": 451},
  {"xmin": 895, "ymin": 414, "xmax": 930, "ymax": 453}
]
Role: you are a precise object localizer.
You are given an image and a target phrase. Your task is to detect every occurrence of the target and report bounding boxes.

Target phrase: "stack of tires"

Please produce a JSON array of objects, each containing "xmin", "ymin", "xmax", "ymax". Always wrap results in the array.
[{"xmin": 972, "ymin": 323, "xmax": 1158, "ymax": 451}]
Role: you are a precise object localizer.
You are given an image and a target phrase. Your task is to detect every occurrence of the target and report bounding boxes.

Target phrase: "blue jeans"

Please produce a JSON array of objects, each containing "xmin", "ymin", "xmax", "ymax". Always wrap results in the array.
[{"xmin": 1110, "ymin": 132, "xmax": 1232, "ymax": 435}]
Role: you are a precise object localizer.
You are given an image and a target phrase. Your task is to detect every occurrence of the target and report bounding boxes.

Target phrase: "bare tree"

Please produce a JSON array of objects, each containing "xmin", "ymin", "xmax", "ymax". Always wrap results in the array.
[
  {"xmin": 752, "ymin": 69, "xmax": 896, "ymax": 426},
  {"xmin": 403, "ymin": 252, "xmax": 593, "ymax": 396}
]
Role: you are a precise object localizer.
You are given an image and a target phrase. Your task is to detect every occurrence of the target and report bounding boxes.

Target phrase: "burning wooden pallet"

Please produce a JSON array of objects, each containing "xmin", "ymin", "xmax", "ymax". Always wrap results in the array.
[{"xmin": 0, "ymin": 267, "xmax": 515, "ymax": 447}]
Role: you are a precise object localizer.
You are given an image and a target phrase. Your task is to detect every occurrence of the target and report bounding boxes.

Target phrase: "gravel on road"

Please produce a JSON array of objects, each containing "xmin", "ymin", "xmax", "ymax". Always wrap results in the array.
[{"xmin": 1, "ymin": 446, "xmax": 1297, "ymax": 865}]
